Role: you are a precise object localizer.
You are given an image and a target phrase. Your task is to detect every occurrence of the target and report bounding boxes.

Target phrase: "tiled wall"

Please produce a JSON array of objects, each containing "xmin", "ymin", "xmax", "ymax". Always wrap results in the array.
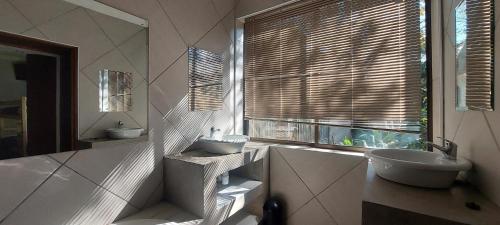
[
  {"xmin": 270, "ymin": 146, "xmax": 368, "ymax": 225},
  {"xmin": 442, "ymin": 0, "xmax": 500, "ymax": 206},
  {"xmin": 0, "ymin": 0, "xmax": 236, "ymax": 224}
]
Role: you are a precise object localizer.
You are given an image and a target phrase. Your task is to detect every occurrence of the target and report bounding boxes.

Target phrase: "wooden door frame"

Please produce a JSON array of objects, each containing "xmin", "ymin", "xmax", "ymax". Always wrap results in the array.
[{"xmin": 0, "ymin": 30, "xmax": 80, "ymax": 151}]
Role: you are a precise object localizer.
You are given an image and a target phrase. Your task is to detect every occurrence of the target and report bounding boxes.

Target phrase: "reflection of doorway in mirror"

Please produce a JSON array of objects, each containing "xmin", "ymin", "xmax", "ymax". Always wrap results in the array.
[{"xmin": 0, "ymin": 45, "xmax": 60, "ymax": 159}]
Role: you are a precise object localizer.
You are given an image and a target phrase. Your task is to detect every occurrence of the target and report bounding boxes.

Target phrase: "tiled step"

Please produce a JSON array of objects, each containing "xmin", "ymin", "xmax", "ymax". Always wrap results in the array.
[
  {"xmin": 112, "ymin": 202, "xmax": 203, "ymax": 225},
  {"xmin": 220, "ymin": 211, "xmax": 259, "ymax": 225}
]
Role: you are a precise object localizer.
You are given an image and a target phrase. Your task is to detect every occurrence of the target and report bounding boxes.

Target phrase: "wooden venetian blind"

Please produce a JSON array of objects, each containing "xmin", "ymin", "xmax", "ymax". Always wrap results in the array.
[
  {"xmin": 188, "ymin": 47, "xmax": 223, "ymax": 111},
  {"xmin": 465, "ymin": 0, "xmax": 494, "ymax": 110},
  {"xmin": 244, "ymin": 0, "xmax": 422, "ymax": 130}
]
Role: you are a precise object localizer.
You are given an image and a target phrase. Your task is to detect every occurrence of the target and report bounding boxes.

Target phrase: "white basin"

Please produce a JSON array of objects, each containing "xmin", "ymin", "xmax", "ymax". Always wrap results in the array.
[
  {"xmin": 105, "ymin": 127, "xmax": 144, "ymax": 139},
  {"xmin": 112, "ymin": 219, "xmax": 169, "ymax": 225},
  {"xmin": 194, "ymin": 135, "xmax": 250, "ymax": 154},
  {"xmin": 366, "ymin": 149, "xmax": 472, "ymax": 188}
]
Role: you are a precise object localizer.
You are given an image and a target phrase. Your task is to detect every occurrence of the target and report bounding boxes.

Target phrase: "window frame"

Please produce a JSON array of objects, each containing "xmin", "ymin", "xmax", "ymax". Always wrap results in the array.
[{"xmin": 242, "ymin": 0, "xmax": 433, "ymax": 152}]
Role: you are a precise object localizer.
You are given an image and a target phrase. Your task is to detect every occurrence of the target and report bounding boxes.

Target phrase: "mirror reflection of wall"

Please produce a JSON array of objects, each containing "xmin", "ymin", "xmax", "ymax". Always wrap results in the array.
[{"xmin": 455, "ymin": 0, "xmax": 494, "ymax": 111}]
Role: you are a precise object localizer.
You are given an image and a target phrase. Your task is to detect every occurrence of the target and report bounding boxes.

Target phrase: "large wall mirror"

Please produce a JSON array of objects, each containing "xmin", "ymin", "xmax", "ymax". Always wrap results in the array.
[
  {"xmin": 0, "ymin": 0, "xmax": 148, "ymax": 160},
  {"xmin": 455, "ymin": 0, "xmax": 494, "ymax": 111}
]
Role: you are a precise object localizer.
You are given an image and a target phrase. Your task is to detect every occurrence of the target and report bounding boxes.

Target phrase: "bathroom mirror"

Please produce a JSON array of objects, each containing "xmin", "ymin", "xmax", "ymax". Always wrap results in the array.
[
  {"xmin": 0, "ymin": 0, "xmax": 148, "ymax": 159},
  {"xmin": 455, "ymin": 0, "xmax": 494, "ymax": 111}
]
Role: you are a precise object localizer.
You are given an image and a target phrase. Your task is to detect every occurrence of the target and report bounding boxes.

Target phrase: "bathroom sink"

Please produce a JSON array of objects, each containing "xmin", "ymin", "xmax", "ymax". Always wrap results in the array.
[
  {"xmin": 366, "ymin": 149, "xmax": 472, "ymax": 188},
  {"xmin": 112, "ymin": 219, "xmax": 169, "ymax": 225},
  {"xmin": 193, "ymin": 135, "xmax": 250, "ymax": 154},
  {"xmin": 105, "ymin": 127, "xmax": 144, "ymax": 139}
]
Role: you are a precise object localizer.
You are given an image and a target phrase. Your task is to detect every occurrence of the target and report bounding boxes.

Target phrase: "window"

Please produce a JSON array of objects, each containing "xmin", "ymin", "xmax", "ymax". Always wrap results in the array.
[
  {"xmin": 188, "ymin": 47, "xmax": 224, "ymax": 111},
  {"xmin": 243, "ymin": 0, "xmax": 430, "ymax": 150}
]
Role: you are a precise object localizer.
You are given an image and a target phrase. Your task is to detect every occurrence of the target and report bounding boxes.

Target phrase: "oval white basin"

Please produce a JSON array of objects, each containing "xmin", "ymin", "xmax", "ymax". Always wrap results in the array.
[
  {"xmin": 105, "ymin": 127, "xmax": 144, "ymax": 139},
  {"xmin": 195, "ymin": 135, "xmax": 250, "ymax": 154},
  {"xmin": 111, "ymin": 219, "xmax": 169, "ymax": 225},
  {"xmin": 366, "ymin": 149, "xmax": 472, "ymax": 188}
]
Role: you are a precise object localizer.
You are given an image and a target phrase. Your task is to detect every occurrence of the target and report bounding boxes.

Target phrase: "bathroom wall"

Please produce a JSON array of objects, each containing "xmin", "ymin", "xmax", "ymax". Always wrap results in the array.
[
  {"xmin": 441, "ymin": 0, "xmax": 500, "ymax": 206},
  {"xmin": 270, "ymin": 146, "xmax": 367, "ymax": 225},
  {"xmin": 0, "ymin": 0, "xmax": 236, "ymax": 224}
]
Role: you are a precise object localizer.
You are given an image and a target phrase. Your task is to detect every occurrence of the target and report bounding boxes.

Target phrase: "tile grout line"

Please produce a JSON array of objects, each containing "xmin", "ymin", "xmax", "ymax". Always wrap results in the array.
[
  {"xmin": 80, "ymin": 112, "xmax": 108, "ymax": 138},
  {"xmin": 155, "ymin": 0, "xmax": 188, "ymax": 47},
  {"xmin": 149, "ymin": 50, "xmax": 187, "ymax": 85},
  {"xmin": 5, "ymin": 0, "xmax": 37, "ymax": 33},
  {"xmin": 0, "ymin": 155, "xmax": 70, "ymax": 224},
  {"xmin": 315, "ymin": 159, "xmax": 366, "ymax": 198},
  {"xmin": 451, "ymin": 112, "xmax": 465, "ymax": 141},
  {"xmin": 278, "ymin": 149, "xmax": 366, "ymax": 224},
  {"xmin": 83, "ymin": 9, "xmax": 148, "ymax": 82},
  {"xmin": 481, "ymin": 112, "xmax": 500, "ymax": 153},
  {"xmin": 209, "ymin": 0, "xmax": 236, "ymax": 45},
  {"xmin": 61, "ymin": 164, "xmax": 142, "ymax": 209},
  {"xmin": 78, "ymin": 27, "xmax": 145, "ymax": 74},
  {"xmin": 149, "ymin": 104, "xmax": 191, "ymax": 145},
  {"xmin": 150, "ymin": 2, "xmax": 235, "ymax": 85},
  {"xmin": 276, "ymin": 149, "xmax": 353, "ymax": 225},
  {"xmin": 140, "ymin": 180, "xmax": 163, "ymax": 209},
  {"xmin": 124, "ymin": 111, "xmax": 145, "ymax": 129},
  {"xmin": 313, "ymin": 160, "xmax": 367, "ymax": 225},
  {"xmin": 273, "ymin": 150, "xmax": 319, "ymax": 219}
]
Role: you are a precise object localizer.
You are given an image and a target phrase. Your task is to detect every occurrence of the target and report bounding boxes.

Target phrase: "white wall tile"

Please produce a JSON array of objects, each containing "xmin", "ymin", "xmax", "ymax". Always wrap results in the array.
[
  {"xmin": 20, "ymin": 28, "xmax": 48, "ymax": 40},
  {"xmin": 288, "ymin": 198, "xmax": 337, "ymax": 225},
  {"xmin": 118, "ymin": 29, "xmax": 148, "ymax": 80},
  {"xmin": 195, "ymin": 23, "xmax": 231, "ymax": 54},
  {"xmin": 65, "ymin": 142, "xmax": 163, "ymax": 208},
  {"xmin": 127, "ymin": 81, "xmax": 149, "ymax": 129},
  {"xmin": 277, "ymin": 147, "xmax": 364, "ymax": 195},
  {"xmin": 158, "ymin": 0, "xmax": 220, "ymax": 45},
  {"xmin": 9, "ymin": 0, "xmax": 77, "ymax": 26},
  {"xmin": 37, "ymin": 8, "xmax": 115, "ymax": 68},
  {"xmin": 0, "ymin": 0, "xmax": 33, "ymax": 33},
  {"xmin": 81, "ymin": 49, "xmax": 142, "ymax": 87},
  {"xmin": 150, "ymin": 53, "xmax": 188, "ymax": 116},
  {"xmin": 270, "ymin": 150, "xmax": 314, "ymax": 216},
  {"xmin": 2, "ymin": 166, "xmax": 132, "ymax": 225},
  {"xmin": 317, "ymin": 161, "xmax": 368, "ymax": 225},
  {"xmin": 86, "ymin": 9, "xmax": 143, "ymax": 46},
  {"xmin": 0, "ymin": 156, "xmax": 60, "ymax": 221},
  {"xmin": 212, "ymin": 0, "xmax": 235, "ymax": 20},
  {"xmin": 77, "ymin": 74, "xmax": 105, "ymax": 137},
  {"xmin": 235, "ymin": 0, "xmax": 285, "ymax": 18},
  {"xmin": 149, "ymin": 106, "xmax": 190, "ymax": 156},
  {"xmin": 48, "ymin": 151, "xmax": 77, "ymax": 164}
]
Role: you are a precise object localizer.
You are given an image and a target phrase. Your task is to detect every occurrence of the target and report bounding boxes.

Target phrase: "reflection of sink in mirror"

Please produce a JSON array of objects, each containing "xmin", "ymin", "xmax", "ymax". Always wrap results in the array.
[
  {"xmin": 194, "ymin": 135, "xmax": 250, "ymax": 155},
  {"xmin": 105, "ymin": 127, "xmax": 144, "ymax": 139},
  {"xmin": 366, "ymin": 149, "xmax": 472, "ymax": 188}
]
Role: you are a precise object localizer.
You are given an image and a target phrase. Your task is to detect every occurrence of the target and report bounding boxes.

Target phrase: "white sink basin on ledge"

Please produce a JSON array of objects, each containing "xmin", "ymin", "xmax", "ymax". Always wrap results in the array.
[
  {"xmin": 193, "ymin": 135, "xmax": 250, "ymax": 154},
  {"xmin": 105, "ymin": 127, "xmax": 144, "ymax": 139},
  {"xmin": 366, "ymin": 149, "xmax": 472, "ymax": 188}
]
